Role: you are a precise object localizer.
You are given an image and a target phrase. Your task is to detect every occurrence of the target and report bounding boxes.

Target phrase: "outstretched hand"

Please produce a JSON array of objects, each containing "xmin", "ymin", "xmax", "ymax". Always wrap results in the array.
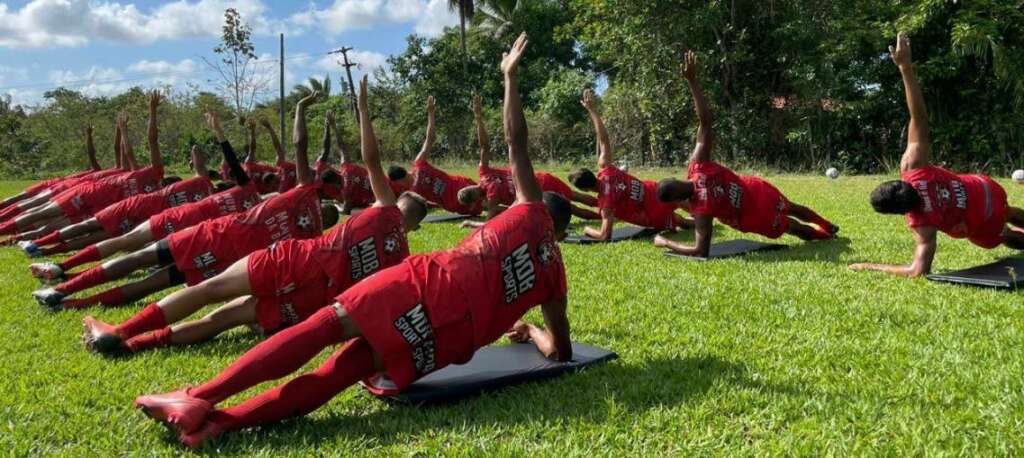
[
  {"xmin": 501, "ymin": 32, "xmax": 528, "ymax": 76},
  {"xmin": 148, "ymin": 90, "xmax": 162, "ymax": 109},
  {"xmin": 325, "ymin": 110, "xmax": 335, "ymax": 125},
  {"xmin": 117, "ymin": 111, "xmax": 128, "ymax": 129},
  {"xmin": 204, "ymin": 111, "xmax": 222, "ymax": 132},
  {"xmin": 297, "ymin": 90, "xmax": 319, "ymax": 108},
  {"xmin": 681, "ymin": 50, "xmax": 698, "ymax": 81},
  {"xmin": 472, "ymin": 94, "xmax": 483, "ymax": 117},
  {"xmin": 580, "ymin": 88, "xmax": 596, "ymax": 112},
  {"xmin": 890, "ymin": 32, "xmax": 912, "ymax": 68},
  {"xmin": 258, "ymin": 117, "xmax": 273, "ymax": 129},
  {"xmin": 358, "ymin": 76, "xmax": 369, "ymax": 113},
  {"xmin": 425, "ymin": 95, "xmax": 435, "ymax": 116}
]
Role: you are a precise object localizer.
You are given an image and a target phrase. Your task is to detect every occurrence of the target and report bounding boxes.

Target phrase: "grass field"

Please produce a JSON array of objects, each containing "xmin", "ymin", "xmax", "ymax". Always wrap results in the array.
[{"xmin": 2, "ymin": 169, "xmax": 1024, "ymax": 455}]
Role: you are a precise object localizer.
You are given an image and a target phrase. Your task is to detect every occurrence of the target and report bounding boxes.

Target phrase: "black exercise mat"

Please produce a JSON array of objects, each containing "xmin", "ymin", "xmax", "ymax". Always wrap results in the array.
[
  {"xmin": 663, "ymin": 239, "xmax": 787, "ymax": 261},
  {"xmin": 378, "ymin": 342, "xmax": 617, "ymax": 404},
  {"xmin": 563, "ymin": 225, "xmax": 656, "ymax": 244},
  {"xmin": 926, "ymin": 257, "xmax": 1024, "ymax": 289},
  {"xmin": 422, "ymin": 212, "xmax": 475, "ymax": 224}
]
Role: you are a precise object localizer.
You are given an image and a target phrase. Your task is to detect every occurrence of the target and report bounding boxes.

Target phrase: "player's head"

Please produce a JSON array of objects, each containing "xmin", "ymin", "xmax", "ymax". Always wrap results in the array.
[
  {"xmin": 161, "ymin": 176, "xmax": 182, "ymax": 187},
  {"xmin": 388, "ymin": 165, "xmax": 413, "ymax": 186},
  {"xmin": 214, "ymin": 181, "xmax": 236, "ymax": 192},
  {"xmin": 261, "ymin": 172, "xmax": 280, "ymax": 190},
  {"xmin": 457, "ymin": 185, "xmax": 485, "ymax": 206},
  {"xmin": 870, "ymin": 180, "xmax": 920, "ymax": 214},
  {"xmin": 656, "ymin": 178, "xmax": 694, "ymax": 204},
  {"xmin": 543, "ymin": 191, "xmax": 572, "ymax": 240},
  {"xmin": 397, "ymin": 191, "xmax": 429, "ymax": 232},
  {"xmin": 320, "ymin": 203, "xmax": 340, "ymax": 229},
  {"xmin": 568, "ymin": 168, "xmax": 597, "ymax": 191},
  {"xmin": 207, "ymin": 170, "xmax": 222, "ymax": 181},
  {"xmin": 317, "ymin": 170, "xmax": 342, "ymax": 198}
]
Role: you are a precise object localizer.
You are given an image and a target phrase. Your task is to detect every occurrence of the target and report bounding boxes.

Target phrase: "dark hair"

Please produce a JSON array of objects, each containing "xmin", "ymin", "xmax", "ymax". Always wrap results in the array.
[
  {"xmin": 262, "ymin": 172, "xmax": 279, "ymax": 186},
  {"xmin": 160, "ymin": 176, "xmax": 182, "ymax": 186},
  {"xmin": 870, "ymin": 180, "xmax": 921, "ymax": 214},
  {"xmin": 320, "ymin": 170, "xmax": 341, "ymax": 186},
  {"xmin": 397, "ymin": 191, "xmax": 429, "ymax": 227},
  {"xmin": 388, "ymin": 165, "xmax": 408, "ymax": 181},
  {"xmin": 214, "ymin": 181, "xmax": 235, "ymax": 192},
  {"xmin": 207, "ymin": 170, "xmax": 222, "ymax": 181},
  {"xmin": 569, "ymin": 168, "xmax": 597, "ymax": 190},
  {"xmin": 656, "ymin": 178, "xmax": 692, "ymax": 202},
  {"xmin": 320, "ymin": 203, "xmax": 340, "ymax": 228},
  {"xmin": 543, "ymin": 192, "xmax": 572, "ymax": 235}
]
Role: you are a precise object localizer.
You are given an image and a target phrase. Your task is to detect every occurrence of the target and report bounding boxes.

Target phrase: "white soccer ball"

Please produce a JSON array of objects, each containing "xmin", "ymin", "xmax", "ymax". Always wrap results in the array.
[
  {"xmin": 1013, "ymin": 169, "xmax": 1024, "ymax": 183},
  {"xmin": 826, "ymin": 167, "xmax": 840, "ymax": 179}
]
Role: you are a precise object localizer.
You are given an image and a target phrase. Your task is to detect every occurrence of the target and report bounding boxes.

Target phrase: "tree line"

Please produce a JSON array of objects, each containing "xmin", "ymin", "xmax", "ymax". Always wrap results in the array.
[{"xmin": 2, "ymin": 0, "xmax": 1022, "ymax": 179}]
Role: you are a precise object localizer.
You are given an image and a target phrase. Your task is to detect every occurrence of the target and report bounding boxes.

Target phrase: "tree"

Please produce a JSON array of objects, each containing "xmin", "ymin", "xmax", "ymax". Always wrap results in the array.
[
  {"xmin": 474, "ymin": 0, "xmax": 518, "ymax": 38},
  {"xmin": 292, "ymin": 75, "xmax": 332, "ymax": 99},
  {"xmin": 203, "ymin": 8, "xmax": 271, "ymax": 123},
  {"xmin": 447, "ymin": 0, "xmax": 476, "ymax": 63}
]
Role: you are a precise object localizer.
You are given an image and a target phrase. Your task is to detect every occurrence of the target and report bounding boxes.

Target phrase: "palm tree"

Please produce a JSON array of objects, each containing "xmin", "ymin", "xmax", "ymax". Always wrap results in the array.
[
  {"xmin": 292, "ymin": 75, "xmax": 331, "ymax": 98},
  {"xmin": 474, "ymin": 0, "xmax": 518, "ymax": 39},
  {"xmin": 447, "ymin": 0, "xmax": 475, "ymax": 64}
]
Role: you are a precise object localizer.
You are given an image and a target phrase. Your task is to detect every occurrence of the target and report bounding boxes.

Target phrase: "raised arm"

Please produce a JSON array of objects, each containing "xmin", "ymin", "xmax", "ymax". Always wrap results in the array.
[
  {"xmin": 206, "ymin": 111, "xmax": 249, "ymax": 186},
  {"xmin": 581, "ymin": 89, "xmax": 613, "ymax": 168},
  {"xmin": 414, "ymin": 96, "xmax": 436, "ymax": 163},
  {"xmin": 358, "ymin": 76, "xmax": 397, "ymax": 206},
  {"xmin": 333, "ymin": 120, "xmax": 353, "ymax": 165},
  {"xmin": 119, "ymin": 112, "xmax": 139, "ymax": 169},
  {"xmin": 245, "ymin": 120, "xmax": 257, "ymax": 163},
  {"xmin": 473, "ymin": 94, "xmax": 492, "ymax": 169},
  {"xmin": 502, "ymin": 33, "xmax": 542, "ymax": 204},
  {"xmin": 112, "ymin": 120, "xmax": 124, "ymax": 170},
  {"xmin": 682, "ymin": 51, "xmax": 713, "ymax": 164},
  {"xmin": 190, "ymin": 144, "xmax": 208, "ymax": 178},
  {"xmin": 892, "ymin": 32, "xmax": 930, "ymax": 171},
  {"xmin": 84, "ymin": 125, "xmax": 100, "ymax": 170},
  {"xmin": 317, "ymin": 111, "xmax": 334, "ymax": 165},
  {"xmin": 292, "ymin": 91, "xmax": 319, "ymax": 186},
  {"xmin": 147, "ymin": 90, "xmax": 163, "ymax": 170},
  {"xmin": 259, "ymin": 117, "xmax": 287, "ymax": 164}
]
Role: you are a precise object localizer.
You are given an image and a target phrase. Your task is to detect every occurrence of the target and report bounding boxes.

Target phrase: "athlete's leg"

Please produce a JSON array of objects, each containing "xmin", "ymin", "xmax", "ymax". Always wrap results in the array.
[
  {"xmin": 54, "ymin": 243, "xmax": 162, "ymax": 295},
  {"xmin": 167, "ymin": 296, "xmax": 258, "ymax": 346},
  {"xmin": 40, "ymin": 231, "xmax": 108, "ymax": 256},
  {"xmin": 1006, "ymin": 206, "xmax": 1024, "ymax": 229},
  {"xmin": 1002, "ymin": 226, "xmax": 1024, "ymax": 250},
  {"xmin": 1, "ymin": 204, "xmax": 64, "ymax": 234},
  {"xmin": 786, "ymin": 217, "xmax": 833, "ymax": 241},
  {"xmin": 788, "ymin": 202, "xmax": 839, "ymax": 233},
  {"xmin": 36, "ymin": 219, "xmax": 103, "ymax": 246}
]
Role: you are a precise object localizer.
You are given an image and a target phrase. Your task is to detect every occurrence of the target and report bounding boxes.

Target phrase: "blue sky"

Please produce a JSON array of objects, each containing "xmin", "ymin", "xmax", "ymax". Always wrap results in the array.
[{"xmin": 0, "ymin": 0, "xmax": 459, "ymax": 106}]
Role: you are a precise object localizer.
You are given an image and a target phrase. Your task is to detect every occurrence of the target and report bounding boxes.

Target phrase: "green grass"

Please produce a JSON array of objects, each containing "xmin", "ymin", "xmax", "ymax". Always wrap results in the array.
[{"xmin": 2, "ymin": 169, "xmax": 1024, "ymax": 456}]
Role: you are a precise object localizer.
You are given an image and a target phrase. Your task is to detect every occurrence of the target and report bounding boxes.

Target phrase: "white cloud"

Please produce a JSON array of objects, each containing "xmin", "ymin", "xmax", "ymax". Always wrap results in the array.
[
  {"xmin": 291, "ymin": 0, "xmax": 457, "ymax": 38},
  {"xmin": 126, "ymin": 59, "xmax": 197, "ymax": 74},
  {"xmin": 0, "ymin": 0, "xmax": 283, "ymax": 49},
  {"xmin": 48, "ymin": 65, "xmax": 129, "ymax": 97}
]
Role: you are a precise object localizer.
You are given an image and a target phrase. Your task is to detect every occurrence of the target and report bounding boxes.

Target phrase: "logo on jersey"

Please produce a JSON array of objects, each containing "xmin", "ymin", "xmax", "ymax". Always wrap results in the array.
[
  {"xmin": 71, "ymin": 195, "xmax": 85, "ymax": 210},
  {"xmin": 167, "ymin": 192, "xmax": 189, "ymax": 207},
  {"xmin": 192, "ymin": 192, "xmax": 207, "ymax": 202},
  {"xmin": 348, "ymin": 236, "xmax": 381, "ymax": 280},
  {"xmin": 728, "ymin": 182, "xmax": 743, "ymax": 209},
  {"xmin": 432, "ymin": 180, "xmax": 446, "ymax": 197},
  {"xmin": 275, "ymin": 281, "xmax": 297, "ymax": 296},
  {"xmin": 538, "ymin": 239, "xmax": 558, "ymax": 266},
  {"xmin": 193, "ymin": 251, "xmax": 217, "ymax": 269},
  {"xmin": 628, "ymin": 180, "xmax": 644, "ymax": 202},
  {"xmin": 502, "ymin": 243, "xmax": 536, "ymax": 304},
  {"xmin": 383, "ymin": 234, "xmax": 400, "ymax": 254},
  {"xmin": 913, "ymin": 180, "xmax": 933, "ymax": 212},
  {"xmin": 940, "ymin": 181, "xmax": 968, "ymax": 209},
  {"xmin": 279, "ymin": 302, "xmax": 299, "ymax": 326},
  {"xmin": 163, "ymin": 221, "xmax": 176, "ymax": 234},
  {"xmin": 119, "ymin": 220, "xmax": 135, "ymax": 234},
  {"xmin": 297, "ymin": 213, "xmax": 313, "ymax": 231},
  {"xmin": 393, "ymin": 304, "xmax": 436, "ymax": 376}
]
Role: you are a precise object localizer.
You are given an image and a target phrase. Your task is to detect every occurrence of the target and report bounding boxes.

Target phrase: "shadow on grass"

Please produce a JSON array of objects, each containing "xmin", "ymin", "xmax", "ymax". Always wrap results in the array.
[{"xmin": 194, "ymin": 354, "xmax": 804, "ymax": 453}]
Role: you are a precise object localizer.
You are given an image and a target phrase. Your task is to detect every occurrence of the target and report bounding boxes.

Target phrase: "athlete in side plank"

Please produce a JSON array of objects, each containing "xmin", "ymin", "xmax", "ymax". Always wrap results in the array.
[
  {"xmin": 849, "ymin": 33, "xmax": 1024, "ymax": 277},
  {"xmin": 32, "ymin": 92, "xmax": 340, "ymax": 310},
  {"xmin": 81, "ymin": 76, "xmax": 429, "ymax": 356},
  {"xmin": 0, "ymin": 125, "xmax": 106, "ymax": 214},
  {"xmin": 134, "ymin": 33, "xmax": 573, "ymax": 448},
  {"xmin": 28, "ymin": 112, "xmax": 263, "ymax": 283},
  {"xmin": 19, "ymin": 145, "xmax": 216, "ymax": 258},
  {"xmin": 571, "ymin": 89, "xmax": 693, "ymax": 240},
  {"xmin": 456, "ymin": 94, "xmax": 600, "ymax": 222},
  {"xmin": 259, "ymin": 117, "xmax": 298, "ymax": 193},
  {"xmin": 654, "ymin": 51, "xmax": 839, "ymax": 257}
]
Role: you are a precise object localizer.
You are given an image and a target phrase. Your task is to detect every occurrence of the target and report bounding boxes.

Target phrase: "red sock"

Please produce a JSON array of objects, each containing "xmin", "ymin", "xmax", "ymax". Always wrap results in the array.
[
  {"xmin": 62, "ymin": 297, "xmax": 100, "ymax": 310},
  {"xmin": 55, "ymin": 266, "xmax": 108, "ymax": 295},
  {"xmin": 33, "ymin": 231, "xmax": 64, "ymax": 247},
  {"xmin": 42, "ymin": 243, "xmax": 71, "ymax": 256},
  {"xmin": 115, "ymin": 303, "xmax": 167, "ymax": 339},
  {"xmin": 59, "ymin": 245, "xmax": 102, "ymax": 271},
  {"xmin": 95, "ymin": 287, "xmax": 127, "ymax": 307},
  {"xmin": 0, "ymin": 206, "xmax": 23, "ymax": 223},
  {"xmin": 190, "ymin": 306, "xmax": 345, "ymax": 404},
  {"xmin": 125, "ymin": 327, "xmax": 173, "ymax": 353},
  {"xmin": 0, "ymin": 221, "xmax": 17, "ymax": 236},
  {"xmin": 207, "ymin": 338, "xmax": 375, "ymax": 432}
]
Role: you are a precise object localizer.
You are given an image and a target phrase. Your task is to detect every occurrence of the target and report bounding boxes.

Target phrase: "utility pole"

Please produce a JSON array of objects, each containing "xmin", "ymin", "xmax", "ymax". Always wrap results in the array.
[
  {"xmin": 328, "ymin": 46, "xmax": 359, "ymax": 122},
  {"xmin": 278, "ymin": 34, "xmax": 286, "ymax": 144}
]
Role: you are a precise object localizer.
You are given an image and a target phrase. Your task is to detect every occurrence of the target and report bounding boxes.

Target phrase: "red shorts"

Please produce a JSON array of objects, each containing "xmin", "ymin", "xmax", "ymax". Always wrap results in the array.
[
  {"xmin": 53, "ymin": 190, "xmax": 97, "ymax": 224},
  {"xmin": 168, "ymin": 229, "xmax": 237, "ymax": 286},
  {"xmin": 643, "ymin": 199, "xmax": 680, "ymax": 231},
  {"xmin": 147, "ymin": 213, "xmax": 175, "ymax": 240},
  {"xmin": 340, "ymin": 261, "xmax": 475, "ymax": 394},
  {"xmin": 737, "ymin": 177, "xmax": 791, "ymax": 239},
  {"xmin": 966, "ymin": 176, "xmax": 1008, "ymax": 249},
  {"xmin": 247, "ymin": 240, "xmax": 333, "ymax": 332},
  {"xmin": 94, "ymin": 199, "xmax": 162, "ymax": 237}
]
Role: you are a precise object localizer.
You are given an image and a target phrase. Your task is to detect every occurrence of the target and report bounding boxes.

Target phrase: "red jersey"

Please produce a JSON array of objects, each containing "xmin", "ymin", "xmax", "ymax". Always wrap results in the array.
[
  {"xmin": 389, "ymin": 180, "xmax": 410, "ymax": 197},
  {"xmin": 411, "ymin": 160, "xmax": 482, "ymax": 215},
  {"xmin": 94, "ymin": 177, "xmax": 213, "ymax": 236},
  {"xmin": 148, "ymin": 182, "xmax": 262, "ymax": 238},
  {"xmin": 478, "ymin": 165, "xmax": 515, "ymax": 206},
  {"xmin": 429, "ymin": 202, "xmax": 566, "ymax": 349},
  {"xmin": 313, "ymin": 205, "xmax": 408, "ymax": 295},
  {"xmin": 43, "ymin": 168, "xmax": 127, "ymax": 195},
  {"xmin": 901, "ymin": 166, "xmax": 997, "ymax": 238},
  {"xmin": 597, "ymin": 165, "xmax": 671, "ymax": 228},
  {"xmin": 182, "ymin": 185, "xmax": 323, "ymax": 261},
  {"xmin": 54, "ymin": 166, "xmax": 164, "ymax": 219},
  {"xmin": 277, "ymin": 160, "xmax": 298, "ymax": 192},
  {"xmin": 536, "ymin": 172, "xmax": 573, "ymax": 200},
  {"xmin": 244, "ymin": 161, "xmax": 279, "ymax": 194},
  {"xmin": 687, "ymin": 161, "xmax": 746, "ymax": 228},
  {"xmin": 339, "ymin": 163, "xmax": 374, "ymax": 207}
]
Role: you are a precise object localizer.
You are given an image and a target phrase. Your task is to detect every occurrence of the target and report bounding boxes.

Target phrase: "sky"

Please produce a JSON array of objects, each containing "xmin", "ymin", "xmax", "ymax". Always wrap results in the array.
[{"xmin": 0, "ymin": 0, "xmax": 461, "ymax": 106}]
